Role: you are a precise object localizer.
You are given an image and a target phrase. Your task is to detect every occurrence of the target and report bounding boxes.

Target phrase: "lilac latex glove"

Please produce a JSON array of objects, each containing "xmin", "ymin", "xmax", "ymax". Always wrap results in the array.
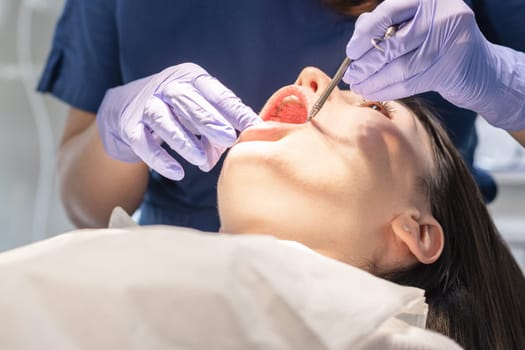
[
  {"xmin": 344, "ymin": 0, "xmax": 525, "ymax": 130},
  {"xmin": 97, "ymin": 63, "xmax": 261, "ymax": 180}
]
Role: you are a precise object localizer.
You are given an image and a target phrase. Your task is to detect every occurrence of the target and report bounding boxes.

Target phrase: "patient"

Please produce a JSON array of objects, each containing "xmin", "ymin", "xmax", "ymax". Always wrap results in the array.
[
  {"xmin": 218, "ymin": 67, "xmax": 525, "ymax": 349},
  {"xmin": 0, "ymin": 67, "xmax": 522, "ymax": 349}
]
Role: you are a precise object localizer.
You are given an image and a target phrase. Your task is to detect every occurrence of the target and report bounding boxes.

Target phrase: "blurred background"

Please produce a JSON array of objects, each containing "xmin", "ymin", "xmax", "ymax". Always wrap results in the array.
[
  {"xmin": 0, "ymin": 0, "xmax": 72, "ymax": 250},
  {"xmin": 1, "ymin": 0, "xmax": 524, "ymax": 268}
]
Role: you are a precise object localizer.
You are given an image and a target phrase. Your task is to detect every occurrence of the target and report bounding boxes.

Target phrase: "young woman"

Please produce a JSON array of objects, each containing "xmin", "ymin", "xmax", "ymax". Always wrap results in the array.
[
  {"xmin": 218, "ymin": 67, "xmax": 525, "ymax": 349},
  {"xmin": 1, "ymin": 66, "xmax": 522, "ymax": 349}
]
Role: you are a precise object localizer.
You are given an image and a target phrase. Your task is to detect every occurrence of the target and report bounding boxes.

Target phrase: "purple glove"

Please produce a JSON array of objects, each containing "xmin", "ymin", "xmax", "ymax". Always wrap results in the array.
[
  {"xmin": 344, "ymin": 0, "xmax": 525, "ymax": 130},
  {"xmin": 97, "ymin": 63, "xmax": 261, "ymax": 180}
]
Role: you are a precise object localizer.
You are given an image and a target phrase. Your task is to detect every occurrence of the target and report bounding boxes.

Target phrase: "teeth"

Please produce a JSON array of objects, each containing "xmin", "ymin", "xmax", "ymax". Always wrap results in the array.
[
  {"xmin": 281, "ymin": 95, "xmax": 300, "ymax": 103},
  {"xmin": 279, "ymin": 95, "xmax": 301, "ymax": 106},
  {"xmin": 277, "ymin": 95, "xmax": 302, "ymax": 113}
]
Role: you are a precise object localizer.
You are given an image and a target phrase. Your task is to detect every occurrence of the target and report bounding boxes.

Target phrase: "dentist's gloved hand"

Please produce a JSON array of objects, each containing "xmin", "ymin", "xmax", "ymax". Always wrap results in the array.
[
  {"xmin": 97, "ymin": 63, "xmax": 261, "ymax": 180},
  {"xmin": 344, "ymin": 0, "xmax": 525, "ymax": 130}
]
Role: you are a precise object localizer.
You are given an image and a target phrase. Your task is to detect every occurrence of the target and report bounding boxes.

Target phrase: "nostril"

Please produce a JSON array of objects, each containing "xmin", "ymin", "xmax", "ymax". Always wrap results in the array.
[{"xmin": 310, "ymin": 81, "xmax": 318, "ymax": 92}]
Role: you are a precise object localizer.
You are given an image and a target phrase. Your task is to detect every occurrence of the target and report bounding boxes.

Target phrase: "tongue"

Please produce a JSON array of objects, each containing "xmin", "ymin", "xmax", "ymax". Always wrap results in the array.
[{"xmin": 263, "ymin": 95, "xmax": 308, "ymax": 124}]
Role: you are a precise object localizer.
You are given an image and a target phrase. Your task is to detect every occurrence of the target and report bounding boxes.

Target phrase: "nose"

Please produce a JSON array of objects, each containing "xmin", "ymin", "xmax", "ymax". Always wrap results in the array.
[{"xmin": 295, "ymin": 67, "xmax": 331, "ymax": 95}]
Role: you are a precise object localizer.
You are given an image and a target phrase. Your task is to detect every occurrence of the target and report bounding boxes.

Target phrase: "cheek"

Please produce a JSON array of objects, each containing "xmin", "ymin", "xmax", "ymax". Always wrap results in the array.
[
  {"xmin": 343, "ymin": 120, "xmax": 396, "ymax": 169},
  {"xmin": 383, "ymin": 131, "xmax": 421, "ymax": 170},
  {"xmin": 378, "ymin": 131, "xmax": 424, "ymax": 194},
  {"xmin": 346, "ymin": 121, "xmax": 420, "ymax": 191}
]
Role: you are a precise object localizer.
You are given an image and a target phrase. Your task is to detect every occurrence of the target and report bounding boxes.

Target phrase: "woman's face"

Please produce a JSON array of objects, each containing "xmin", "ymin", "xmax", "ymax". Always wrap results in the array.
[{"xmin": 218, "ymin": 67, "xmax": 436, "ymax": 270}]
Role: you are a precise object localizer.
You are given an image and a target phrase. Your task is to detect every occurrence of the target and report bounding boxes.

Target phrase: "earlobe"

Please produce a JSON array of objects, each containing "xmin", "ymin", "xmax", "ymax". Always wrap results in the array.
[{"xmin": 392, "ymin": 212, "xmax": 444, "ymax": 264}]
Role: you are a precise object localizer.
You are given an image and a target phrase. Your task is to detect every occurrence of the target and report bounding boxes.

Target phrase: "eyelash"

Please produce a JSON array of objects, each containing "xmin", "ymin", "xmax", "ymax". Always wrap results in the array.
[{"xmin": 361, "ymin": 101, "xmax": 394, "ymax": 119}]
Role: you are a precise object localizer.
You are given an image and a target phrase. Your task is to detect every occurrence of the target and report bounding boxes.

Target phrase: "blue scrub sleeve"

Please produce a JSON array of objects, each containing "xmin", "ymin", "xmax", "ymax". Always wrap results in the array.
[
  {"xmin": 37, "ymin": 0, "xmax": 122, "ymax": 113},
  {"xmin": 474, "ymin": 0, "xmax": 525, "ymax": 52}
]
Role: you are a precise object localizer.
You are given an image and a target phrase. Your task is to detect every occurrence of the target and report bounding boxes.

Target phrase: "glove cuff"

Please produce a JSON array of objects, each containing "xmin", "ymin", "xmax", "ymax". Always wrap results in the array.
[{"xmin": 473, "ymin": 43, "xmax": 525, "ymax": 131}]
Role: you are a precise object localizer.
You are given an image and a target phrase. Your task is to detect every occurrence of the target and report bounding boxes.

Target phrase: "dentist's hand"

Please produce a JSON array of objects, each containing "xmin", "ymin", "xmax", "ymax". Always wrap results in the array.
[
  {"xmin": 97, "ymin": 63, "xmax": 261, "ymax": 180},
  {"xmin": 344, "ymin": 0, "xmax": 525, "ymax": 130}
]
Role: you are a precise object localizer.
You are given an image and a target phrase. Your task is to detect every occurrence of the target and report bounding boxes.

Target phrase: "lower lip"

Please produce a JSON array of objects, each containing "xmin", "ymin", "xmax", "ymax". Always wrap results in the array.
[{"xmin": 237, "ymin": 122, "xmax": 296, "ymax": 143}]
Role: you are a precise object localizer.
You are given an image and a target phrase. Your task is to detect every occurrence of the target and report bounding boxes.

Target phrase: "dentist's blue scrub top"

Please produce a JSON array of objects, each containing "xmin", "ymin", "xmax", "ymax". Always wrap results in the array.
[{"xmin": 38, "ymin": 0, "xmax": 525, "ymax": 231}]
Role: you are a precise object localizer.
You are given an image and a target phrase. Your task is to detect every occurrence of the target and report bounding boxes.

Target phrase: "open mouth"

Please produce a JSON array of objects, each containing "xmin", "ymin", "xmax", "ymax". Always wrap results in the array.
[{"xmin": 259, "ymin": 85, "xmax": 311, "ymax": 124}]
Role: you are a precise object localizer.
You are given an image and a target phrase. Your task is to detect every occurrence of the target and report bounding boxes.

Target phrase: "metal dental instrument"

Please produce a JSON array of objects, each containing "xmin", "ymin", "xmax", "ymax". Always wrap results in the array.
[
  {"xmin": 307, "ymin": 57, "xmax": 352, "ymax": 121},
  {"xmin": 307, "ymin": 24, "xmax": 400, "ymax": 121}
]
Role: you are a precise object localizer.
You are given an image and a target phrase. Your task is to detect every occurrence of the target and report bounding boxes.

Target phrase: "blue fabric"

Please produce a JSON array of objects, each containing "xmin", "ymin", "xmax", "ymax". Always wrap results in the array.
[{"xmin": 38, "ymin": 0, "xmax": 524, "ymax": 229}]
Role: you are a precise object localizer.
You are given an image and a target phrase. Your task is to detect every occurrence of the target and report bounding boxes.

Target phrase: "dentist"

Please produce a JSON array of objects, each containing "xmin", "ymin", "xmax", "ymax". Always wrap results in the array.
[{"xmin": 38, "ymin": 0, "xmax": 524, "ymax": 229}]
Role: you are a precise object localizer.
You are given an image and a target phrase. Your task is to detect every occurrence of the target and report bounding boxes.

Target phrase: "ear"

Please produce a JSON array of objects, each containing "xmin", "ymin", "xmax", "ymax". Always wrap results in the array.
[{"xmin": 391, "ymin": 211, "xmax": 444, "ymax": 264}]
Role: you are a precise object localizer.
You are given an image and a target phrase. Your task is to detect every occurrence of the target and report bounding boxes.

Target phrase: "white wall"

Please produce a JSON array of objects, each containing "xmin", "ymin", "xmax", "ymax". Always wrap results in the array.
[
  {"xmin": 0, "ymin": 0, "xmax": 72, "ymax": 251},
  {"xmin": 477, "ymin": 118, "xmax": 525, "ymax": 270}
]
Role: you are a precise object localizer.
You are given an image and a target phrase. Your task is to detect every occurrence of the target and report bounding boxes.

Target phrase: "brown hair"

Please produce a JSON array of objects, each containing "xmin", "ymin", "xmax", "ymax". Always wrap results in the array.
[{"xmin": 382, "ymin": 98, "xmax": 525, "ymax": 349}]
